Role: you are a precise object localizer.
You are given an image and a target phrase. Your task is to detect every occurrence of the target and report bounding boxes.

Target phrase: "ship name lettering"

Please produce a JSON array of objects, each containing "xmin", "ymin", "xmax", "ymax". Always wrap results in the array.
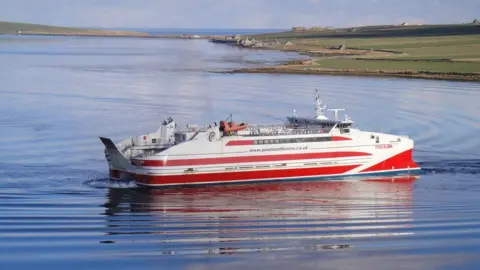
[{"xmin": 376, "ymin": 144, "xmax": 393, "ymax": 149}]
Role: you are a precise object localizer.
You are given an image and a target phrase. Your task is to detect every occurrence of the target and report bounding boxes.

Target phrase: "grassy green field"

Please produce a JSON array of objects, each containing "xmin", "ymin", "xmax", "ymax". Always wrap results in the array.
[
  {"xmin": 313, "ymin": 59, "xmax": 480, "ymax": 73},
  {"xmin": 254, "ymin": 23, "xmax": 480, "ymax": 74},
  {"xmin": 254, "ymin": 23, "xmax": 480, "ymax": 40},
  {"xmin": 293, "ymin": 35, "xmax": 480, "ymax": 60}
]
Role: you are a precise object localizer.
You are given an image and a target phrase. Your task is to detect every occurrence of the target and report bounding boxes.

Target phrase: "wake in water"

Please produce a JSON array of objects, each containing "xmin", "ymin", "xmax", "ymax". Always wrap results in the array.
[
  {"xmin": 416, "ymin": 148, "xmax": 480, "ymax": 175},
  {"xmin": 83, "ymin": 178, "xmax": 137, "ymax": 189},
  {"xmin": 418, "ymin": 159, "xmax": 480, "ymax": 175}
]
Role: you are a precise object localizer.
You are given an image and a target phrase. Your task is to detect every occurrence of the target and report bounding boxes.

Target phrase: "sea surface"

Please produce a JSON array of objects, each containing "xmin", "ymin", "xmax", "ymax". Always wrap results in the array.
[{"xmin": 0, "ymin": 35, "xmax": 480, "ymax": 270}]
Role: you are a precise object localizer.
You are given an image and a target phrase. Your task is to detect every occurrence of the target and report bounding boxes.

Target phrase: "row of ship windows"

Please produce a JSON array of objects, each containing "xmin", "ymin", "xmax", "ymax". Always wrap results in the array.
[
  {"xmin": 184, "ymin": 162, "xmax": 341, "ymax": 173},
  {"xmin": 292, "ymin": 120, "xmax": 338, "ymax": 126},
  {"xmin": 253, "ymin": 137, "xmax": 333, "ymax": 145}
]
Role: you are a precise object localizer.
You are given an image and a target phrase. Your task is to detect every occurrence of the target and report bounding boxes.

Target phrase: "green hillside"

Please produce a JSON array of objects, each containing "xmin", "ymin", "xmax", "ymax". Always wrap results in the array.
[
  {"xmin": 0, "ymin": 21, "xmax": 90, "ymax": 34},
  {"xmin": 253, "ymin": 23, "xmax": 480, "ymax": 40},
  {"xmin": 0, "ymin": 21, "xmax": 145, "ymax": 36},
  {"xmin": 253, "ymin": 23, "xmax": 480, "ymax": 74}
]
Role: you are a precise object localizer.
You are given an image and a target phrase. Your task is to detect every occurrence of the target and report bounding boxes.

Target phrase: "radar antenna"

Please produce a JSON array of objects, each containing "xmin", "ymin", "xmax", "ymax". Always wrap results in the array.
[{"xmin": 327, "ymin": 109, "xmax": 345, "ymax": 121}]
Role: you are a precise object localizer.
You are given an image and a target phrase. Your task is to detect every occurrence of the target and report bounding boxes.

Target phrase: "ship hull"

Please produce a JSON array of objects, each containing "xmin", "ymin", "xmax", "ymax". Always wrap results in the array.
[
  {"xmin": 111, "ymin": 167, "xmax": 421, "ymax": 187},
  {"xmin": 110, "ymin": 148, "xmax": 420, "ymax": 187}
]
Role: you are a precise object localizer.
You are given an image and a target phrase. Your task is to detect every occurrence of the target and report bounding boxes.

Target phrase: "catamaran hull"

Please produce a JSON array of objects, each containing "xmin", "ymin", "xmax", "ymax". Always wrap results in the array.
[
  {"xmin": 109, "ymin": 148, "xmax": 420, "ymax": 187},
  {"xmin": 115, "ymin": 168, "xmax": 421, "ymax": 188}
]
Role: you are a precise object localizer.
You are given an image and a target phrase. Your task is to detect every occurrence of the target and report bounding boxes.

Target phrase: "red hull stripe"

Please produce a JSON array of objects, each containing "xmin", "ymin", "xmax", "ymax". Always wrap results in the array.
[
  {"xmin": 132, "ymin": 151, "xmax": 371, "ymax": 167},
  {"xmin": 361, "ymin": 149, "xmax": 419, "ymax": 172},
  {"xmin": 226, "ymin": 140, "xmax": 254, "ymax": 146},
  {"xmin": 332, "ymin": 136, "xmax": 352, "ymax": 141},
  {"xmin": 135, "ymin": 165, "xmax": 360, "ymax": 186}
]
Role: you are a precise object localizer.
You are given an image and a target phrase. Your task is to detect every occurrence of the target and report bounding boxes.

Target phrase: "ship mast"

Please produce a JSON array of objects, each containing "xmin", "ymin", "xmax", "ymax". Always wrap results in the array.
[{"xmin": 315, "ymin": 90, "xmax": 328, "ymax": 120}]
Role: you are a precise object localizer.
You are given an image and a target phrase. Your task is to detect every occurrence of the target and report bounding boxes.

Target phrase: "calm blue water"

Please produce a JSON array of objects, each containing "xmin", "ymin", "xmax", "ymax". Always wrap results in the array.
[{"xmin": 0, "ymin": 35, "xmax": 480, "ymax": 270}]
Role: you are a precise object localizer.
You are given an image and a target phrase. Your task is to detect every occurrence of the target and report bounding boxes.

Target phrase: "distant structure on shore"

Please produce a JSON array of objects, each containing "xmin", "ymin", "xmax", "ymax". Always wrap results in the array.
[
  {"xmin": 310, "ymin": 26, "xmax": 327, "ymax": 32},
  {"xmin": 292, "ymin": 26, "xmax": 306, "ymax": 32},
  {"xmin": 292, "ymin": 26, "xmax": 328, "ymax": 32},
  {"xmin": 181, "ymin": 34, "xmax": 201, "ymax": 39}
]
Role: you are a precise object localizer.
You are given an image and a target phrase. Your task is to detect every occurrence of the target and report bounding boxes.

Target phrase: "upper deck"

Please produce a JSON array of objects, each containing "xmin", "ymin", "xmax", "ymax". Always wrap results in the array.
[
  {"xmin": 234, "ymin": 122, "xmax": 351, "ymax": 137},
  {"xmin": 113, "ymin": 90, "xmax": 357, "ymax": 158}
]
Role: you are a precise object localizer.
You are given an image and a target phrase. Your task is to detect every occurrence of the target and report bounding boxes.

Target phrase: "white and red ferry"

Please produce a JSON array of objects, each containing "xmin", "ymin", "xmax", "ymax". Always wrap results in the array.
[{"xmin": 100, "ymin": 92, "xmax": 421, "ymax": 187}]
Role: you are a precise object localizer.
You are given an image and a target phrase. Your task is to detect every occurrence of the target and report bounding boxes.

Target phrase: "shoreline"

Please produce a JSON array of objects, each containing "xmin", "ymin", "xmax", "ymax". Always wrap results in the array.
[{"xmin": 225, "ymin": 64, "xmax": 480, "ymax": 82}]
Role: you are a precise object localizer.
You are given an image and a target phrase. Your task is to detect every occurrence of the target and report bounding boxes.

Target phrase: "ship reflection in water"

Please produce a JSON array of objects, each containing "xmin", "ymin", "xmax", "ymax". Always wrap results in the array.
[{"xmin": 102, "ymin": 175, "xmax": 418, "ymax": 257}]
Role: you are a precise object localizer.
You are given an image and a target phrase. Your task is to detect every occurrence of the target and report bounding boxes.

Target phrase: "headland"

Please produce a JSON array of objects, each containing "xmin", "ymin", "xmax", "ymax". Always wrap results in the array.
[
  {"xmin": 0, "ymin": 21, "xmax": 213, "ymax": 39},
  {"xmin": 213, "ymin": 22, "xmax": 480, "ymax": 81}
]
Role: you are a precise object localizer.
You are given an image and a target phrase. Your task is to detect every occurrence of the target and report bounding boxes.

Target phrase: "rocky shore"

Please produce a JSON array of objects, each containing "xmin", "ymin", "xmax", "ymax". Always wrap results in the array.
[{"xmin": 227, "ymin": 64, "xmax": 480, "ymax": 82}]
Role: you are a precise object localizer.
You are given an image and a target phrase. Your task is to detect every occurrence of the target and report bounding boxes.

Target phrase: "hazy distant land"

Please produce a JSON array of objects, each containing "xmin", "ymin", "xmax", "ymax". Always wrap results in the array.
[{"xmin": 0, "ymin": 21, "xmax": 212, "ymax": 39}]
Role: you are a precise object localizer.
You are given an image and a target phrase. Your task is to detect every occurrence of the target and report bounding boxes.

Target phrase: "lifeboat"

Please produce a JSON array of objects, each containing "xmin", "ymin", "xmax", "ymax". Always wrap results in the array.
[{"xmin": 219, "ymin": 121, "xmax": 248, "ymax": 133}]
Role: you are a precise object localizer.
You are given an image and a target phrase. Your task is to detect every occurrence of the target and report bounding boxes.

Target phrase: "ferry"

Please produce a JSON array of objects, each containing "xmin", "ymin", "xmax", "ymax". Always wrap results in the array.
[{"xmin": 100, "ymin": 91, "xmax": 421, "ymax": 187}]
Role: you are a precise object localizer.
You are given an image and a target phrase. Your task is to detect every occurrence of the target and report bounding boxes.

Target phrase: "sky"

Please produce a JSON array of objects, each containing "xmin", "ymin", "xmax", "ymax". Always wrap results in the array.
[{"xmin": 1, "ymin": 0, "xmax": 479, "ymax": 29}]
